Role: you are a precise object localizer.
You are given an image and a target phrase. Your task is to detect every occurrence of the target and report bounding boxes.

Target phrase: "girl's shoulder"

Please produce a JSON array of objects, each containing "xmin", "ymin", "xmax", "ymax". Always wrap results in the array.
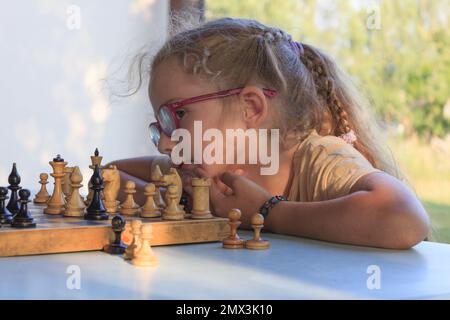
[
  {"xmin": 289, "ymin": 130, "xmax": 382, "ymax": 201},
  {"xmin": 294, "ymin": 129, "xmax": 360, "ymax": 159}
]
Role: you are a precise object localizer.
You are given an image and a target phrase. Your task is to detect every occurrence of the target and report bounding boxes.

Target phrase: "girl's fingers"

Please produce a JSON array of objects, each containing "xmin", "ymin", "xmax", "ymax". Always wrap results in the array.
[
  {"xmin": 194, "ymin": 167, "xmax": 208, "ymax": 178},
  {"xmin": 219, "ymin": 171, "xmax": 246, "ymax": 192},
  {"xmin": 194, "ymin": 167, "xmax": 232, "ymax": 194},
  {"xmin": 214, "ymin": 176, "xmax": 233, "ymax": 195},
  {"xmin": 183, "ymin": 183, "xmax": 193, "ymax": 197},
  {"xmin": 181, "ymin": 174, "xmax": 193, "ymax": 196},
  {"xmin": 208, "ymin": 177, "xmax": 229, "ymax": 208}
]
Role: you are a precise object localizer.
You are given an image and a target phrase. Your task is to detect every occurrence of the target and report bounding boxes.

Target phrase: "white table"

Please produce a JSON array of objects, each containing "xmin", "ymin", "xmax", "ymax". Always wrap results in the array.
[{"xmin": 1, "ymin": 231, "xmax": 450, "ymax": 299}]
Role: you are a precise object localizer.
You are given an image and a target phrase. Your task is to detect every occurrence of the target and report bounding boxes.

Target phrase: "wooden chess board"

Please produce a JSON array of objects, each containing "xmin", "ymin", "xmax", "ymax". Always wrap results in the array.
[{"xmin": 0, "ymin": 203, "xmax": 230, "ymax": 257}]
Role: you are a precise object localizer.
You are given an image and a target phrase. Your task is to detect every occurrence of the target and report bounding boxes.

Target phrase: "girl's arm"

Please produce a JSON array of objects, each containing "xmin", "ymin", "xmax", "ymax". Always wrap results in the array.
[
  {"xmin": 205, "ymin": 170, "xmax": 430, "ymax": 250},
  {"xmin": 267, "ymin": 172, "xmax": 430, "ymax": 249}
]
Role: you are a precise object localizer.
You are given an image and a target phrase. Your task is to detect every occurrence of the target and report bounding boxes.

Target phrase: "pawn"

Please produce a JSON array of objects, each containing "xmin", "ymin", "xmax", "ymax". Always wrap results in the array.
[
  {"xmin": 34, "ymin": 173, "xmax": 51, "ymax": 204},
  {"xmin": 103, "ymin": 215, "xmax": 127, "ymax": 254},
  {"xmin": 124, "ymin": 219, "xmax": 142, "ymax": 260},
  {"xmin": 11, "ymin": 189, "xmax": 36, "ymax": 228},
  {"xmin": 119, "ymin": 181, "xmax": 142, "ymax": 216},
  {"xmin": 132, "ymin": 224, "xmax": 158, "ymax": 267},
  {"xmin": 223, "ymin": 209, "xmax": 245, "ymax": 249},
  {"xmin": 140, "ymin": 184, "xmax": 161, "ymax": 218},
  {"xmin": 162, "ymin": 185, "xmax": 184, "ymax": 220},
  {"xmin": 245, "ymin": 213, "xmax": 269, "ymax": 250},
  {"xmin": 0, "ymin": 187, "xmax": 13, "ymax": 225},
  {"xmin": 64, "ymin": 166, "xmax": 86, "ymax": 217}
]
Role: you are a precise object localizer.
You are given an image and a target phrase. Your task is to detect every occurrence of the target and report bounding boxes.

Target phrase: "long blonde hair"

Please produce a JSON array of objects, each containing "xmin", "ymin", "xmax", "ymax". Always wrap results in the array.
[{"xmin": 147, "ymin": 16, "xmax": 405, "ymax": 182}]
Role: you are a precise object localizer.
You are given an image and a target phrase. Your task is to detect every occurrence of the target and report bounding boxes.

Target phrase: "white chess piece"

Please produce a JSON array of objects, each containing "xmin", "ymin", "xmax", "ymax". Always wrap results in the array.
[
  {"xmin": 132, "ymin": 224, "xmax": 158, "ymax": 267},
  {"xmin": 124, "ymin": 220, "xmax": 142, "ymax": 260}
]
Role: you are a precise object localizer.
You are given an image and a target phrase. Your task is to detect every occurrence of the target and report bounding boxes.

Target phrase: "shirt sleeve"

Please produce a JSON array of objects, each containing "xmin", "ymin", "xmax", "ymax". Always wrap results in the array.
[{"xmin": 299, "ymin": 135, "xmax": 382, "ymax": 201}]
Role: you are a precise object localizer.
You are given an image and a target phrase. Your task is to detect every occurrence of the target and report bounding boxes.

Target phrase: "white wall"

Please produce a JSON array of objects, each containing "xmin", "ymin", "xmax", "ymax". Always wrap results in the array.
[{"xmin": 0, "ymin": 0, "xmax": 167, "ymax": 193}]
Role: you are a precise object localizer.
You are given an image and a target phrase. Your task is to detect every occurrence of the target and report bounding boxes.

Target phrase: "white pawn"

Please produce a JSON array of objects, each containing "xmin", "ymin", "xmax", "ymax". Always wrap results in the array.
[
  {"xmin": 33, "ymin": 173, "xmax": 50, "ymax": 204},
  {"xmin": 140, "ymin": 183, "xmax": 161, "ymax": 218},
  {"xmin": 124, "ymin": 219, "xmax": 142, "ymax": 260},
  {"xmin": 119, "ymin": 181, "xmax": 142, "ymax": 216},
  {"xmin": 132, "ymin": 224, "xmax": 158, "ymax": 267},
  {"xmin": 245, "ymin": 213, "xmax": 270, "ymax": 250}
]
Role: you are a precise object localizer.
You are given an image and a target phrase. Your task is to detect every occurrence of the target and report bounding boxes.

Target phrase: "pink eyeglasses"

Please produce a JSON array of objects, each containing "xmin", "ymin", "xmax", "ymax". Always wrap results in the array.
[{"xmin": 149, "ymin": 87, "xmax": 277, "ymax": 146}]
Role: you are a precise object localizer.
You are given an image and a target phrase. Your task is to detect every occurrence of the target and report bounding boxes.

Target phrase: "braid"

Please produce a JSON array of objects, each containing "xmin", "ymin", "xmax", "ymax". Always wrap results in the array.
[
  {"xmin": 250, "ymin": 27, "xmax": 293, "ymax": 94},
  {"xmin": 250, "ymin": 26, "xmax": 293, "ymax": 46},
  {"xmin": 300, "ymin": 46, "xmax": 354, "ymax": 138},
  {"xmin": 299, "ymin": 46, "xmax": 379, "ymax": 164},
  {"xmin": 261, "ymin": 27, "xmax": 292, "ymax": 43}
]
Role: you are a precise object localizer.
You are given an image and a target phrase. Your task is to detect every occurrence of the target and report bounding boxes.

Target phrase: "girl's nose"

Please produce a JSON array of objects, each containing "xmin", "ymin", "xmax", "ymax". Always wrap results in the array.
[{"xmin": 157, "ymin": 131, "xmax": 176, "ymax": 156}]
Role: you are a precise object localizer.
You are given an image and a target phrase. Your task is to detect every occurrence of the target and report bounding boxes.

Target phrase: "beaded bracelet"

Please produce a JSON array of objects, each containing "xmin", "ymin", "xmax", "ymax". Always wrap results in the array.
[{"xmin": 259, "ymin": 195, "xmax": 288, "ymax": 219}]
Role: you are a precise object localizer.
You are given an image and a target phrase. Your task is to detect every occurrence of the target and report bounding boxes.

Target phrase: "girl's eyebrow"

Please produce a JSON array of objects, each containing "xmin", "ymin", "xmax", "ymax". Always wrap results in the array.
[{"xmin": 161, "ymin": 97, "xmax": 182, "ymax": 106}]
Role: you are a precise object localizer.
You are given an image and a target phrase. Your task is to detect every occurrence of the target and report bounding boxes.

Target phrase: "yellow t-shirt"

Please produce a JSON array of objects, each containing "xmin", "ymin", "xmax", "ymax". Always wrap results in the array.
[{"xmin": 288, "ymin": 130, "xmax": 382, "ymax": 202}]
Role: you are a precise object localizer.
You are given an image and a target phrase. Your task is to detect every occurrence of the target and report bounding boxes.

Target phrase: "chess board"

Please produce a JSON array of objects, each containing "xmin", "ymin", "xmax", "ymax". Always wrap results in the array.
[{"xmin": 0, "ymin": 203, "xmax": 230, "ymax": 257}]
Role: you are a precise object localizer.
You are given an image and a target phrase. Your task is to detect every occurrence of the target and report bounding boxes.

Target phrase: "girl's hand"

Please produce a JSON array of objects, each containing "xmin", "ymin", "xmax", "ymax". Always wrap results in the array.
[{"xmin": 195, "ymin": 168, "xmax": 271, "ymax": 228}]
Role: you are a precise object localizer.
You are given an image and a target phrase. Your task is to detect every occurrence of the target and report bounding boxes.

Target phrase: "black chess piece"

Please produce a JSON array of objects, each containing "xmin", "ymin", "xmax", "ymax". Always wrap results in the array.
[
  {"xmin": 84, "ymin": 165, "xmax": 108, "ymax": 220},
  {"xmin": 0, "ymin": 187, "xmax": 13, "ymax": 225},
  {"xmin": 6, "ymin": 163, "xmax": 21, "ymax": 214},
  {"xmin": 180, "ymin": 194, "xmax": 192, "ymax": 213},
  {"xmin": 54, "ymin": 154, "xmax": 65, "ymax": 162},
  {"xmin": 11, "ymin": 189, "xmax": 36, "ymax": 228},
  {"xmin": 103, "ymin": 215, "xmax": 127, "ymax": 254}
]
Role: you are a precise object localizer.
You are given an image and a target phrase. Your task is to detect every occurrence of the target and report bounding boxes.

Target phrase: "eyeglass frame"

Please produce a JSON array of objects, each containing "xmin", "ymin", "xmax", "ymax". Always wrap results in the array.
[{"xmin": 149, "ymin": 87, "xmax": 278, "ymax": 145}]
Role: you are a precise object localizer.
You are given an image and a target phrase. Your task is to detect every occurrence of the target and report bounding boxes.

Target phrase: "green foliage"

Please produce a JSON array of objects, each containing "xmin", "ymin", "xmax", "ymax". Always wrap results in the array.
[{"xmin": 205, "ymin": 0, "xmax": 450, "ymax": 139}]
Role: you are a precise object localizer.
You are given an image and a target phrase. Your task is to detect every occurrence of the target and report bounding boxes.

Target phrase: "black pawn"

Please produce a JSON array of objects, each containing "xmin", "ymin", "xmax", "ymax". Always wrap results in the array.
[
  {"xmin": 6, "ymin": 163, "xmax": 21, "ymax": 214},
  {"xmin": 11, "ymin": 189, "xmax": 36, "ymax": 228},
  {"xmin": 103, "ymin": 215, "xmax": 127, "ymax": 254},
  {"xmin": 180, "ymin": 195, "xmax": 192, "ymax": 213},
  {"xmin": 84, "ymin": 165, "xmax": 108, "ymax": 220},
  {"xmin": 0, "ymin": 187, "xmax": 13, "ymax": 225}
]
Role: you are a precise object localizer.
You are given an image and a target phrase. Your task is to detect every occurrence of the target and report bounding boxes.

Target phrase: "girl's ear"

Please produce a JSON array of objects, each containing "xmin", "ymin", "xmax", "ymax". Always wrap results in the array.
[{"xmin": 238, "ymin": 86, "xmax": 269, "ymax": 128}]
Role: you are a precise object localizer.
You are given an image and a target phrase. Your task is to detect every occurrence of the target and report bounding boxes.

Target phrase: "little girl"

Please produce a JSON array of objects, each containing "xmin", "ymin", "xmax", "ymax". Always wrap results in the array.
[{"xmin": 110, "ymin": 17, "xmax": 429, "ymax": 249}]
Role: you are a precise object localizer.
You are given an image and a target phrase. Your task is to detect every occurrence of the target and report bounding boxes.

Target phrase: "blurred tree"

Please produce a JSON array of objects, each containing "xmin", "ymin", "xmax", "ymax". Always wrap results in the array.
[{"xmin": 205, "ymin": 0, "xmax": 450, "ymax": 140}]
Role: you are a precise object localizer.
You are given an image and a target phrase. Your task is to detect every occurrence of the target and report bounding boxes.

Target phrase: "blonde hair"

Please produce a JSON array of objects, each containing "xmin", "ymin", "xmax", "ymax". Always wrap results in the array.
[{"xmin": 147, "ymin": 16, "xmax": 406, "ymax": 182}]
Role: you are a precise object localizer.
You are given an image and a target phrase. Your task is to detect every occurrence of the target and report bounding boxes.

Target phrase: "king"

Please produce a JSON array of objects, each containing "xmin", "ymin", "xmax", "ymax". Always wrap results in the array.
[{"xmin": 44, "ymin": 155, "xmax": 67, "ymax": 215}]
